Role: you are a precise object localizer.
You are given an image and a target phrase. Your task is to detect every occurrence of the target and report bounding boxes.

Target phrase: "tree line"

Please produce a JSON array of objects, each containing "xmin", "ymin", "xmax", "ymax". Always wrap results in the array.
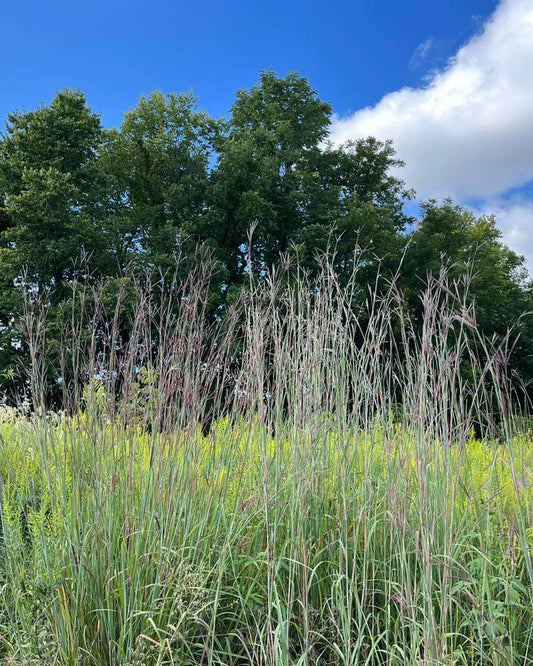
[{"xmin": 0, "ymin": 70, "xmax": 532, "ymax": 400}]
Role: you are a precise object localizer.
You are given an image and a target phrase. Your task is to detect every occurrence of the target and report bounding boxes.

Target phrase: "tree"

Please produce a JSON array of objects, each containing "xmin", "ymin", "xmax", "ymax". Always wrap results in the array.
[
  {"xmin": 291, "ymin": 137, "xmax": 413, "ymax": 285},
  {"xmin": 211, "ymin": 72, "xmax": 413, "ymax": 296},
  {"xmin": 210, "ymin": 70, "xmax": 333, "ymax": 287},
  {"xmin": 0, "ymin": 78, "xmax": 531, "ymax": 400},
  {"xmin": 404, "ymin": 200, "xmax": 533, "ymax": 384},
  {"xmin": 0, "ymin": 90, "xmax": 111, "ymax": 390},
  {"xmin": 0, "ymin": 90, "xmax": 108, "ymax": 289},
  {"xmin": 100, "ymin": 91, "xmax": 220, "ymax": 271}
]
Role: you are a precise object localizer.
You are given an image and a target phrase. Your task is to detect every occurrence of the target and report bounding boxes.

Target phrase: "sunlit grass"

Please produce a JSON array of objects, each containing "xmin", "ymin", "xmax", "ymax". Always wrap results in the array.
[{"xmin": 0, "ymin": 258, "xmax": 532, "ymax": 664}]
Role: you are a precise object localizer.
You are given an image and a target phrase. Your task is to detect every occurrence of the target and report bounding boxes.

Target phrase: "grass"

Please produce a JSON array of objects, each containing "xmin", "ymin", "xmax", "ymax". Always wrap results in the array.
[{"xmin": 0, "ymin": 257, "xmax": 532, "ymax": 664}]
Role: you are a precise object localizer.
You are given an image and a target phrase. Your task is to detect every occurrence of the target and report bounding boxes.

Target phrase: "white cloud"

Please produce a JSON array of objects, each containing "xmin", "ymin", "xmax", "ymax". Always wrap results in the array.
[
  {"xmin": 409, "ymin": 38, "xmax": 435, "ymax": 70},
  {"xmin": 479, "ymin": 198, "xmax": 533, "ymax": 268},
  {"xmin": 330, "ymin": 0, "xmax": 533, "ymax": 203}
]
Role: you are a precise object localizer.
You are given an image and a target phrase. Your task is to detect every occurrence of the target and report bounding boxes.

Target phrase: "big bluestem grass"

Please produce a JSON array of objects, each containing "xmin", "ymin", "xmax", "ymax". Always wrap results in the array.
[{"xmin": 0, "ymin": 254, "xmax": 531, "ymax": 664}]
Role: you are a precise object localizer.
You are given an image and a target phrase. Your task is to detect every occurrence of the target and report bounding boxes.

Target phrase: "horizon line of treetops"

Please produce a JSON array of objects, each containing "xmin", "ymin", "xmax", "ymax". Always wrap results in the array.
[{"xmin": 0, "ymin": 69, "xmax": 532, "ymax": 392}]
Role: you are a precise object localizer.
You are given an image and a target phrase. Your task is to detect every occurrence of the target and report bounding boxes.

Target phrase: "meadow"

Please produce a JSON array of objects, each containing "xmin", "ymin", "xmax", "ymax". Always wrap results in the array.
[{"xmin": 0, "ymin": 261, "xmax": 532, "ymax": 665}]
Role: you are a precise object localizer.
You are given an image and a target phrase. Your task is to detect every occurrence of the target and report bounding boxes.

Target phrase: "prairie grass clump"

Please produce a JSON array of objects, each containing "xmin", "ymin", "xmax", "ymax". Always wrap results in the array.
[{"xmin": 0, "ymin": 257, "xmax": 532, "ymax": 665}]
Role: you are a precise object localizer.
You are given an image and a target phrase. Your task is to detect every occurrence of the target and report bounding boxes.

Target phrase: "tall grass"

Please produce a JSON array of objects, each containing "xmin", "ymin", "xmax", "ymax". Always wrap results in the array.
[{"xmin": 0, "ymin": 256, "xmax": 532, "ymax": 664}]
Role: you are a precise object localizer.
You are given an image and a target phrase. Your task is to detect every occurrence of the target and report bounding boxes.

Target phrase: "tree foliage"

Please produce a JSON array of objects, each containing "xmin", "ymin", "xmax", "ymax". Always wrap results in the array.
[{"xmin": 0, "ymin": 74, "xmax": 531, "ymax": 396}]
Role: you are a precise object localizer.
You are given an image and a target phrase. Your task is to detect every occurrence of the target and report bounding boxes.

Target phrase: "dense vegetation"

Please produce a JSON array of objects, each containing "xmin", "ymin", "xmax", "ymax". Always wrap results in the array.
[
  {"xmin": 0, "ymin": 71, "xmax": 532, "ymax": 664},
  {"xmin": 0, "ymin": 263, "xmax": 532, "ymax": 664},
  {"xmin": 0, "ymin": 71, "xmax": 532, "ymax": 397}
]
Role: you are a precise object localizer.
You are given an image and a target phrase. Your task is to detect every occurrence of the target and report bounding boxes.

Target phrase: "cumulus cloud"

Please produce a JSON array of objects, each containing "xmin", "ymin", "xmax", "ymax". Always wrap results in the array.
[
  {"xmin": 480, "ymin": 198, "xmax": 533, "ymax": 268},
  {"xmin": 330, "ymin": 0, "xmax": 533, "ymax": 204}
]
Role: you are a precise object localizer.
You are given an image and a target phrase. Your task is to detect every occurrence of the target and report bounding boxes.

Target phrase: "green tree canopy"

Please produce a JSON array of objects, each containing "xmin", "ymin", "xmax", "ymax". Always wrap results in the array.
[
  {"xmin": 0, "ymin": 90, "xmax": 107, "ymax": 288},
  {"xmin": 211, "ymin": 71, "xmax": 413, "ymax": 294},
  {"xmin": 404, "ymin": 200, "xmax": 533, "ymax": 380},
  {"xmin": 100, "ymin": 91, "xmax": 220, "ymax": 270},
  {"xmin": 210, "ymin": 70, "xmax": 333, "ymax": 286},
  {"xmin": 0, "ymin": 76, "xmax": 530, "ymax": 397}
]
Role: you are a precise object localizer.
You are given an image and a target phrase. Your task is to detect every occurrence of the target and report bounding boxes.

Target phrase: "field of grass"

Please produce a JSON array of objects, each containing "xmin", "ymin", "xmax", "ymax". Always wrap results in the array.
[{"xmin": 0, "ymin": 263, "xmax": 532, "ymax": 664}]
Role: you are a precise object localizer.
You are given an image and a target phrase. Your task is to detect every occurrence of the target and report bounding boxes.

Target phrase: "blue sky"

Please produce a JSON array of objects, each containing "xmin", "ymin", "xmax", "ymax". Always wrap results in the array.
[
  {"xmin": 2, "ymin": 0, "xmax": 532, "ymax": 266},
  {"xmin": 1, "ymin": 0, "xmax": 495, "ymax": 125}
]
